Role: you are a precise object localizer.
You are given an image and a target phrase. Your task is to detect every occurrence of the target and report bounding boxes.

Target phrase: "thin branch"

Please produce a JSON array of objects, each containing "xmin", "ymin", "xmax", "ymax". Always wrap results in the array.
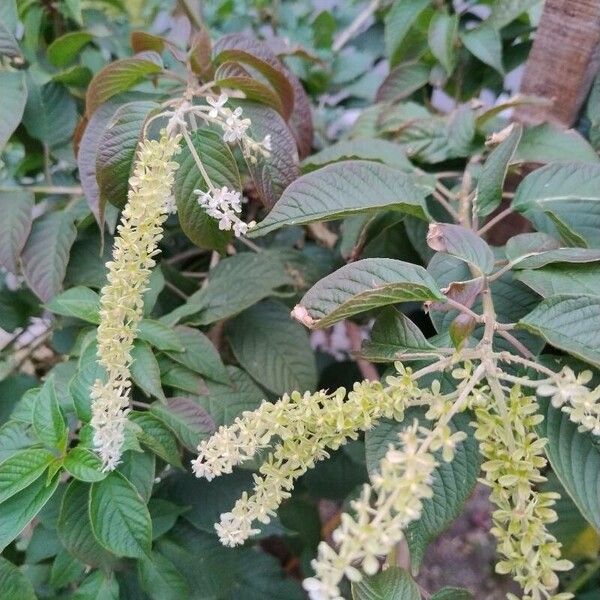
[
  {"xmin": 477, "ymin": 207, "xmax": 513, "ymax": 236},
  {"xmin": 239, "ymin": 236, "xmax": 263, "ymax": 253},
  {"xmin": 432, "ymin": 190, "xmax": 461, "ymax": 222},
  {"xmin": 0, "ymin": 185, "xmax": 83, "ymax": 195},
  {"xmin": 332, "ymin": 0, "xmax": 381, "ymax": 52},
  {"xmin": 498, "ymin": 330, "xmax": 535, "ymax": 359},
  {"xmin": 164, "ymin": 280, "xmax": 189, "ymax": 300},
  {"xmin": 443, "ymin": 297, "xmax": 483, "ymax": 322}
]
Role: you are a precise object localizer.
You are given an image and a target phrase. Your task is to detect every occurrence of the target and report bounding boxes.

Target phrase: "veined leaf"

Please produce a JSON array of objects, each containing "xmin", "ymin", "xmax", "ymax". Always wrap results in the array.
[
  {"xmin": 73, "ymin": 570, "xmax": 119, "ymax": 599},
  {"xmin": 477, "ymin": 124, "xmax": 522, "ymax": 217},
  {"xmin": 250, "ymin": 160, "xmax": 429, "ymax": 237},
  {"xmin": 0, "ymin": 190, "xmax": 33, "ymax": 274},
  {"xmin": 63, "ymin": 447, "xmax": 106, "ymax": 483},
  {"xmin": 130, "ymin": 340, "xmax": 165, "ymax": 401},
  {"xmin": 137, "ymin": 319, "xmax": 184, "ymax": 352},
  {"xmin": 293, "ymin": 258, "xmax": 443, "ymax": 329},
  {"xmin": 85, "ymin": 52, "xmax": 162, "ymax": 116},
  {"xmin": 89, "ymin": 471, "xmax": 152, "ymax": 558},
  {"xmin": 428, "ymin": 12, "xmax": 458, "ymax": 74},
  {"xmin": 361, "ymin": 308, "xmax": 437, "ymax": 362},
  {"xmin": 45, "ymin": 286, "xmax": 100, "ymax": 324},
  {"xmin": 129, "ymin": 411, "xmax": 182, "ymax": 468},
  {"xmin": 516, "ymin": 263, "xmax": 600, "ymax": 298},
  {"xmin": 352, "ymin": 567, "xmax": 420, "ymax": 600},
  {"xmin": 488, "ymin": 0, "xmax": 542, "ymax": 29},
  {"xmin": 460, "ymin": 25, "xmax": 503, "ymax": 74},
  {"xmin": 0, "ymin": 71, "xmax": 27, "ymax": 151},
  {"xmin": 137, "ymin": 550, "xmax": 189, "ymax": 600},
  {"xmin": 518, "ymin": 295, "xmax": 600, "ymax": 367},
  {"xmin": 0, "ymin": 448, "xmax": 55, "ymax": 503},
  {"xmin": 226, "ymin": 300, "xmax": 317, "ymax": 395},
  {"xmin": 47, "ymin": 31, "xmax": 93, "ymax": 67},
  {"xmin": 376, "ymin": 62, "xmax": 430, "ymax": 103},
  {"xmin": 0, "ymin": 557, "xmax": 36, "ymax": 600},
  {"xmin": 385, "ymin": 0, "xmax": 430, "ymax": 66},
  {"xmin": 32, "ymin": 377, "xmax": 68, "ymax": 452}
]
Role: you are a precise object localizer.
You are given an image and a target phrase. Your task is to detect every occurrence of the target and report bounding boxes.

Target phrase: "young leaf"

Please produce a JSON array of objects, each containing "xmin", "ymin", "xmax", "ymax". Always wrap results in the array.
[
  {"xmin": 173, "ymin": 127, "xmax": 240, "ymax": 252},
  {"xmin": 226, "ymin": 300, "xmax": 317, "ymax": 395},
  {"xmin": 21, "ymin": 211, "xmax": 77, "ymax": 302},
  {"xmin": 0, "ymin": 447, "xmax": 55, "ymax": 503},
  {"xmin": 0, "ymin": 71, "xmax": 26, "ymax": 150},
  {"xmin": 518, "ymin": 295, "xmax": 600, "ymax": 367},
  {"xmin": 58, "ymin": 480, "xmax": 115, "ymax": 568},
  {"xmin": 63, "ymin": 447, "xmax": 106, "ymax": 483},
  {"xmin": 85, "ymin": 52, "xmax": 162, "ymax": 116},
  {"xmin": 72, "ymin": 571, "xmax": 119, "ymax": 600},
  {"xmin": 376, "ymin": 62, "xmax": 431, "ymax": 103},
  {"xmin": 361, "ymin": 308, "xmax": 438, "ymax": 362},
  {"xmin": 476, "ymin": 124, "xmax": 522, "ymax": 217},
  {"xmin": 129, "ymin": 411, "xmax": 183, "ymax": 468},
  {"xmin": 45, "ymin": 286, "xmax": 100, "ymax": 324},
  {"xmin": 117, "ymin": 451, "xmax": 155, "ymax": 503},
  {"xmin": 293, "ymin": 258, "xmax": 443, "ymax": 329},
  {"xmin": 250, "ymin": 161, "xmax": 429, "ymax": 237},
  {"xmin": 460, "ymin": 25, "xmax": 504, "ymax": 75},
  {"xmin": 352, "ymin": 566, "xmax": 420, "ymax": 600},
  {"xmin": 488, "ymin": 0, "xmax": 544, "ymax": 29},
  {"xmin": 47, "ymin": 31, "xmax": 93, "ymax": 67},
  {"xmin": 0, "ymin": 557, "xmax": 36, "ymax": 600},
  {"xmin": 89, "ymin": 471, "xmax": 152, "ymax": 558},
  {"xmin": 0, "ymin": 475, "xmax": 59, "ymax": 551},
  {"xmin": 49, "ymin": 549, "xmax": 85, "ymax": 589},
  {"xmin": 0, "ymin": 190, "xmax": 33, "ymax": 274},
  {"xmin": 426, "ymin": 223, "xmax": 495, "ymax": 274},
  {"xmin": 32, "ymin": 377, "xmax": 68, "ymax": 453}
]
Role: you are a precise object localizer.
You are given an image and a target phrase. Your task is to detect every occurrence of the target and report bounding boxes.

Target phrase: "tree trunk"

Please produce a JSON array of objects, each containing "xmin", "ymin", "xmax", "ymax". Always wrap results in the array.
[{"xmin": 515, "ymin": 0, "xmax": 600, "ymax": 126}]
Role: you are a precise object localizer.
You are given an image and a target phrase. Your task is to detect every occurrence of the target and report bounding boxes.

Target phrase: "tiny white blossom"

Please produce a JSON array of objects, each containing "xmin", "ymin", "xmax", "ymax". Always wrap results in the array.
[
  {"xmin": 194, "ymin": 186, "xmax": 251, "ymax": 238},
  {"xmin": 206, "ymin": 93, "xmax": 228, "ymax": 118},
  {"xmin": 222, "ymin": 107, "xmax": 251, "ymax": 143}
]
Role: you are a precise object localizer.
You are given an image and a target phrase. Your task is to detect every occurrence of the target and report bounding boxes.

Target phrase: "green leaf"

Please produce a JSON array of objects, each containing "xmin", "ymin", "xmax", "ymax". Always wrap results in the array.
[
  {"xmin": 45, "ymin": 286, "xmax": 100, "ymax": 324},
  {"xmin": 385, "ymin": 0, "xmax": 431, "ymax": 65},
  {"xmin": 151, "ymin": 397, "xmax": 215, "ymax": 451},
  {"xmin": 477, "ymin": 124, "xmax": 522, "ymax": 217},
  {"xmin": 138, "ymin": 551, "xmax": 189, "ymax": 600},
  {"xmin": 518, "ymin": 295, "xmax": 600, "ymax": 367},
  {"xmin": 537, "ymin": 394, "xmax": 600, "ymax": 532},
  {"xmin": 158, "ymin": 359, "xmax": 206, "ymax": 396},
  {"xmin": 428, "ymin": 12, "xmax": 458, "ymax": 74},
  {"xmin": 129, "ymin": 412, "xmax": 183, "ymax": 468},
  {"xmin": 96, "ymin": 100, "xmax": 158, "ymax": 211},
  {"xmin": 33, "ymin": 377, "xmax": 68, "ymax": 452},
  {"xmin": 0, "ymin": 557, "xmax": 36, "ymax": 600},
  {"xmin": 294, "ymin": 258, "xmax": 443, "ymax": 329},
  {"xmin": 149, "ymin": 498, "xmax": 186, "ymax": 539},
  {"xmin": 64, "ymin": 447, "xmax": 106, "ymax": 483},
  {"xmin": 50, "ymin": 549, "xmax": 85, "ymax": 589},
  {"xmin": 164, "ymin": 326, "xmax": 229, "ymax": 384},
  {"xmin": 0, "ymin": 190, "xmax": 33, "ymax": 274},
  {"xmin": 361, "ymin": 308, "xmax": 437, "ymax": 362},
  {"xmin": 0, "ymin": 20, "xmax": 21, "ymax": 58},
  {"xmin": 89, "ymin": 471, "xmax": 152, "ymax": 558},
  {"xmin": 0, "ymin": 421, "xmax": 34, "ymax": 462},
  {"xmin": 0, "ymin": 474, "xmax": 59, "ymax": 551},
  {"xmin": 117, "ymin": 450, "xmax": 155, "ymax": 502},
  {"xmin": 516, "ymin": 263, "xmax": 600, "ymax": 298},
  {"xmin": 72, "ymin": 571, "xmax": 119, "ymax": 600},
  {"xmin": 250, "ymin": 161, "xmax": 428, "ymax": 237},
  {"xmin": 513, "ymin": 162, "xmax": 600, "ymax": 247},
  {"xmin": 508, "ymin": 245, "xmax": 600, "ymax": 269},
  {"xmin": 162, "ymin": 250, "xmax": 294, "ymax": 326},
  {"xmin": 0, "ymin": 71, "xmax": 26, "ymax": 150},
  {"xmin": 85, "ymin": 52, "xmax": 162, "ymax": 116},
  {"xmin": 0, "ymin": 447, "xmax": 55, "ymax": 503},
  {"xmin": 487, "ymin": 0, "xmax": 542, "ymax": 29},
  {"xmin": 376, "ymin": 62, "xmax": 430, "ymax": 103},
  {"xmin": 352, "ymin": 567, "xmax": 420, "ymax": 600},
  {"xmin": 58, "ymin": 481, "xmax": 115, "ymax": 568},
  {"xmin": 22, "ymin": 79, "xmax": 77, "ymax": 146},
  {"xmin": 226, "ymin": 300, "xmax": 317, "ymax": 395},
  {"xmin": 130, "ymin": 340, "xmax": 165, "ymax": 401},
  {"xmin": 238, "ymin": 101, "xmax": 300, "ymax": 208},
  {"xmin": 301, "ymin": 139, "xmax": 413, "ymax": 173},
  {"xmin": 513, "ymin": 124, "xmax": 599, "ymax": 165},
  {"xmin": 430, "ymin": 588, "xmax": 473, "ymax": 600},
  {"xmin": 460, "ymin": 25, "xmax": 503, "ymax": 75},
  {"xmin": 365, "ymin": 410, "xmax": 480, "ymax": 569},
  {"xmin": 137, "ymin": 319, "xmax": 184, "ymax": 351},
  {"xmin": 173, "ymin": 127, "xmax": 240, "ymax": 252},
  {"xmin": 21, "ymin": 211, "xmax": 77, "ymax": 302},
  {"xmin": 47, "ymin": 31, "xmax": 93, "ymax": 67},
  {"xmin": 427, "ymin": 223, "xmax": 495, "ymax": 274},
  {"xmin": 196, "ymin": 366, "xmax": 264, "ymax": 427}
]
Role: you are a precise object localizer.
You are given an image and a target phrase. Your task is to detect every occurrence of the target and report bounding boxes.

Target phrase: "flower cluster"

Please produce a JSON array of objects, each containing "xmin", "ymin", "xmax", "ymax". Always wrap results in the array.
[
  {"xmin": 194, "ymin": 185, "xmax": 255, "ymax": 237},
  {"xmin": 474, "ymin": 386, "xmax": 573, "ymax": 600},
  {"xmin": 91, "ymin": 131, "xmax": 181, "ymax": 470},
  {"xmin": 193, "ymin": 365, "xmax": 428, "ymax": 547},
  {"xmin": 206, "ymin": 93, "xmax": 271, "ymax": 161},
  {"xmin": 537, "ymin": 367, "xmax": 600, "ymax": 436},
  {"xmin": 305, "ymin": 418, "xmax": 466, "ymax": 600}
]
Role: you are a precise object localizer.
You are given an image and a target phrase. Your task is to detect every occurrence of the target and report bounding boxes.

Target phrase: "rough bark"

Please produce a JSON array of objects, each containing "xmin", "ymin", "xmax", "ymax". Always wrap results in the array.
[{"xmin": 515, "ymin": 0, "xmax": 600, "ymax": 126}]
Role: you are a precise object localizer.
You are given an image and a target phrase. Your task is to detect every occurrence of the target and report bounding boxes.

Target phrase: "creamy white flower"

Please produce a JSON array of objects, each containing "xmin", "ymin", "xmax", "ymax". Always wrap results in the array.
[
  {"xmin": 206, "ymin": 93, "xmax": 228, "ymax": 118},
  {"xmin": 194, "ymin": 185, "xmax": 252, "ymax": 237}
]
